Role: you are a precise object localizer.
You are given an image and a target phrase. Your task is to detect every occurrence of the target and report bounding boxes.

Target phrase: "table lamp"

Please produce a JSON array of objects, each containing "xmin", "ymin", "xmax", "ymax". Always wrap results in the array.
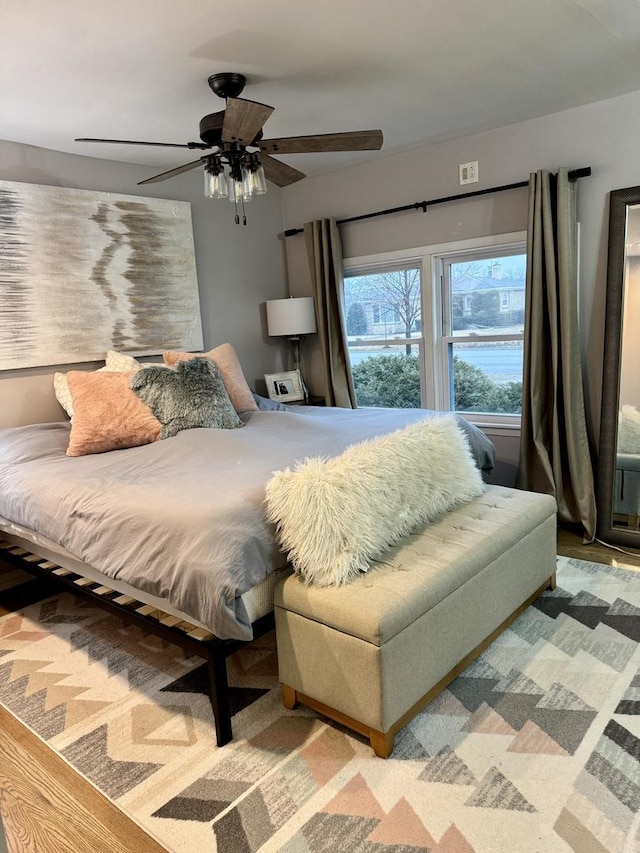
[{"xmin": 266, "ymin": 297, "xmax": 317, "ymax": 401}]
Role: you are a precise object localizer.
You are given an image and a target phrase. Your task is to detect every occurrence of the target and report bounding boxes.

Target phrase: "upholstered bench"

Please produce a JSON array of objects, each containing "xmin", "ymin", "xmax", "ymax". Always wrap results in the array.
[{"xmin": 274, "ymin": 485, "xmax": 557, "ymax": 758}]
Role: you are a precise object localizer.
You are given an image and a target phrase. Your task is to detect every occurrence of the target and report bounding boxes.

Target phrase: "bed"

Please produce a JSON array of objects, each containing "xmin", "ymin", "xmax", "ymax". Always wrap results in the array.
[{"xmin": 0, "ymin": 397, "xmax": 495, "ymax": 744}]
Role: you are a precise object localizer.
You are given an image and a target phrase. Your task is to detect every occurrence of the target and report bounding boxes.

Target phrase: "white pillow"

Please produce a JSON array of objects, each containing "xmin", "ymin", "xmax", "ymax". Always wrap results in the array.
[
  {"xmin": 265, "ymin": 414, "xmax": 485, "ymax": 586},
  {"xmin": 54, "ymin": 351, "xmax": 141, "ymax": 418},
  {"xmin": 618, "ymin": 405, "xmax": 640, "ymax": 454}
]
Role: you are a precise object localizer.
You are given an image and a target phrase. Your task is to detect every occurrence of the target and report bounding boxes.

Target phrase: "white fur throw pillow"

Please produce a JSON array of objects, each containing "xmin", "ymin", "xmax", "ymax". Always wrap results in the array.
[
  {"xmin": 265, "ymin": 414, "xmax": 485, "ymax": 586},
  {"xmin": 618, "ymin": 404, "xmax": 640, "ymax": 454}
]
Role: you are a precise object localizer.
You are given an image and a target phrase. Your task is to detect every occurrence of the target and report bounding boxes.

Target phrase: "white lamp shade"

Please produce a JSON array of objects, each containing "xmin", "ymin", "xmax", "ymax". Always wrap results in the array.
[{"xmin": 266, "ymin": 297, "xmax": 317, "ymax": 337}]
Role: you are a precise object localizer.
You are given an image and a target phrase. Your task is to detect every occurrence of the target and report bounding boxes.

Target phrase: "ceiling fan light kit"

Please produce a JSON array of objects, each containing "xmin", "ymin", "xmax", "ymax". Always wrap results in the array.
[
  {"xmin": 75, "ymin": 72, "xmax": 383, "ymax": 225},
  {"xmin": 203, "ymin": 144, "xmax": 268, "ymax": 225}
]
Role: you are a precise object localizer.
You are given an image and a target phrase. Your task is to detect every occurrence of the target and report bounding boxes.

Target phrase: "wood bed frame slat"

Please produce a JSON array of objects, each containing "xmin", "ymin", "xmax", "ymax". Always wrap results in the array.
[
  {"xmin": 23, "ymin": 553, "xmax": 43, "ymax": 563},
  {"xmin": 113, "ymin": 594, "xmax": 136, "ymax": 605}
]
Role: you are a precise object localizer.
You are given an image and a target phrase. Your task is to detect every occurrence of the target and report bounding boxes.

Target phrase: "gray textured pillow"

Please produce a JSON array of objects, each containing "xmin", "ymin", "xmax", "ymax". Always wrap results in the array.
[{"xmin": 130, "ymin": 357, "xmax": 243, "ymax": 438}]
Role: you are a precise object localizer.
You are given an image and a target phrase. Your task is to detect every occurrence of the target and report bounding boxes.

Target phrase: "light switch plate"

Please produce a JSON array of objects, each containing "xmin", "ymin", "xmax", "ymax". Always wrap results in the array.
[{"xmin": 459, "ymin": 161, "xmax": 479, "ymax": 185}]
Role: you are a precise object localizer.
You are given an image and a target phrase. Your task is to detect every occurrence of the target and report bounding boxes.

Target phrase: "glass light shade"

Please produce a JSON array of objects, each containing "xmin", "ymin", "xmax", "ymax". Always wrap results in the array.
[
  {"xmin": 204, "ymin": 168, "xmax": 228, "ymax": 199},
  {"xmin": 203, "ymin": 169, "xmax": 215, "ymax": 198},
  {"xmin": 241, "ymin": 166, "xmax": 254, "ymax": 201},
  {"xmin": 250, "ymin": 164, "xmax": 267, "ymax": 196},
  {"xmin": 266, "ymin": 297, "xmax": 317, "ymax": 337},
  {"xmin": 228, "ymin": 174, "xmax": 251, "ymax": 203},
  {"xmin": 228, "ymin": 174, "xmax": 240, "ymax": 202}
]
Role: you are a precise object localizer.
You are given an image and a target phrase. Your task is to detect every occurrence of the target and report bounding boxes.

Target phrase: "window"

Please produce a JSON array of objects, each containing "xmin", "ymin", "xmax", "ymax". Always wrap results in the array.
[
  {"xmin": 343, "ymin": 233, "xmax": 526, "ymax": 425},
  {"xmin": 442, "ymin": 248, "xmax": 525, "ymax": 418},
  {"xmin": 344, "ymin": 265, "xmax": 423, "ymax": 408}
]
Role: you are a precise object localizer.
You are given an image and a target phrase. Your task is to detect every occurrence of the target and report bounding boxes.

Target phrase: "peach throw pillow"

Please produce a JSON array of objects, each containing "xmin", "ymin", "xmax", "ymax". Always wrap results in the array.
[
  {"xmin": 162, "ymin": 343, "xmax": 258, "ymax": 413},
  {"xmin": 66, "ymin": 371, "xmax": 161, "ymax": 457},
  {"xmin": 54, "ymin": 350, "xmax": 142, "ymax": 419}
]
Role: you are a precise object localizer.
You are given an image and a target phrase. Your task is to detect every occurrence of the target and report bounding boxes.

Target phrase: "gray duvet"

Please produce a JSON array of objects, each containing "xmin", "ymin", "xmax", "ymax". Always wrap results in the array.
[{"xmin": 0, "ymin": 405, "xmax": 494, "ymax": 640}]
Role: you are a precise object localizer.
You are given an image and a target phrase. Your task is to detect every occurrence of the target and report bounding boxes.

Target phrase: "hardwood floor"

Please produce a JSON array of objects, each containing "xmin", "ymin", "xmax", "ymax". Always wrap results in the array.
[
  {"xmin": 0, "ymin": 527, "xmax": 639, "ymax": 852},
  {"xmin": 557, "ymin": 523, "xmax": 640, "ymax": 569},
  {"xmin": 0, "ymin": 572, "xmax": 169, "ymax": 853},
  {"xmin": 0, "ymin": 707, "xmax": 168, "ymax": 853}
]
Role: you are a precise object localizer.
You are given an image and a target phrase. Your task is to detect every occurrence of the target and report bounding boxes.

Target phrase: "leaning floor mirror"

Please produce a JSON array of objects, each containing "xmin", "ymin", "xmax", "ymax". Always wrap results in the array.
[{"xmin": 597, "ymin": 185, "xmax": 640, "ymax": 548}]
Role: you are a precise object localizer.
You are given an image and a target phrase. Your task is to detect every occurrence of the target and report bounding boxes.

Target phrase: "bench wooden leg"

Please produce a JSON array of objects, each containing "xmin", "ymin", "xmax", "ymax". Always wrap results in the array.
[
  {"xmin": 370, "ymin": 729, "xmax": 394, "ymax": 759},
  {"xmin": 282, "ymin": 684, "xmax": 298, "ymax": 710},
  {"xmin": 281, "ymin": 684, "xmax": 393, "ymax": 758},
  {"xmin": 547, "ymin": 572, "xmax": 557, "ymax": 591}
]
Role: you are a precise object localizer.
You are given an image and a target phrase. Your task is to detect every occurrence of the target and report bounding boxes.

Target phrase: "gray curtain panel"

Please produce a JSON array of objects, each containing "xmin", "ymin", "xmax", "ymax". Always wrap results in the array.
[
  {"xmin": 304, "ymin": 218, "xmax": 357, "ymax": 408},
  {"xmin": 516, "ymin": 168, "xmax": 596, "ymax": 541}
]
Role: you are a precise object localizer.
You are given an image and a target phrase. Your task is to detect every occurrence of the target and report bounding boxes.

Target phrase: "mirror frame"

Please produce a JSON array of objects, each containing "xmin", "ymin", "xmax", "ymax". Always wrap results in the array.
[{"xmin": 597, "ymin": 185, "xmax": 640, "ymax": 548}]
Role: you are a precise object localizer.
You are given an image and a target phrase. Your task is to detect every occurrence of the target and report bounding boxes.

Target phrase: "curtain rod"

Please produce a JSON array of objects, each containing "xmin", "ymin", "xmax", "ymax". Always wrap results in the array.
[{"xmin": 282, "ymin": 166, "xmax": 592, "ymax": 237}]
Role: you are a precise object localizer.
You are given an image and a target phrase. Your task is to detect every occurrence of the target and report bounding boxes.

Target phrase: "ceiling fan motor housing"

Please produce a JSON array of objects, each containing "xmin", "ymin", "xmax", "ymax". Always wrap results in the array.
[
  {"xmin": 199, "ymin": 111, "xmax": 264, "ymax": 147},
  {"xmin": 199, "ymin": 111, "xmax": 224, "ymax": 146}
]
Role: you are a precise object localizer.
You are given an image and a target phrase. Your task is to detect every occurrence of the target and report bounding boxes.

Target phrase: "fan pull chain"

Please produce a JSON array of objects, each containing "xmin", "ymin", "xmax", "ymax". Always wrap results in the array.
[{"xmin": 232, "ymin": 197, "xmax": 247, "ymax": 226}]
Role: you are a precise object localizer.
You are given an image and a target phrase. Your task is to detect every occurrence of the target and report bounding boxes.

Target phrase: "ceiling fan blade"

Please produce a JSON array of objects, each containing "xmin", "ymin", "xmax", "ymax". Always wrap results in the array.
[
  {"xmin": 221, "ymin": 98, "xmax": 274, "ymax": 146},
  {"xmin": 258, "ymin": 129, "xmax": 383, "ymax": 155},
  {"xmin": 75, "ymin": 137, "xmax": 211, "ymax": 150},
  {"xmin": 260, "ymin": 154, "xmax": 306, "ymax": 188},
  {"xmin": 137, "ymin": 158, "xmax": 204, "ymax": 186}
]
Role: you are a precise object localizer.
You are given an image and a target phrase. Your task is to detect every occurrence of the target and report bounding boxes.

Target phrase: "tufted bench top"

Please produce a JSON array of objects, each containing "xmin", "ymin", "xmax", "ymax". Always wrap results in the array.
[{"xmin": 274, "ymin": 485, "xmax": 557, "ymax": 647}]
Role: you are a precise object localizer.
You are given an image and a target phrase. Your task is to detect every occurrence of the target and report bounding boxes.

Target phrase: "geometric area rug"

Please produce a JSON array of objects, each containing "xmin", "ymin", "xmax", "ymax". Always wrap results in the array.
[{"xmin": 0, "ymin": 556, "xmax": 639, "ymax": 853}]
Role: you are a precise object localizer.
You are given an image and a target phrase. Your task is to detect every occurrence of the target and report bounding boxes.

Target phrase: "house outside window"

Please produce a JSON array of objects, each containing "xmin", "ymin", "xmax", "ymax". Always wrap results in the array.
[
  {"xmin": 371, "ymin": 304, "xmax": 403, "ymax": 326},
  {"xmin": 343, "ymin": 232, "xmax": 526, "ymax": 426}
]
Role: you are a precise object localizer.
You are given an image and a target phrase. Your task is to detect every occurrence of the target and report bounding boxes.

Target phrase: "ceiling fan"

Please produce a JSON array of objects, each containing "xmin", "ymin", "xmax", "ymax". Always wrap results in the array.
[{"xmin": 76, "ymin": 72, "xmax": 384, "ymax": 224}]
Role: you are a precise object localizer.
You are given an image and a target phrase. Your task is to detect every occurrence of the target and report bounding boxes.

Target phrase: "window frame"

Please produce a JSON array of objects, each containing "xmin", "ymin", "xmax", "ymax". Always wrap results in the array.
[{"xmin": 344, "ymin": 231, "xmax": 526, "ymax": 430}]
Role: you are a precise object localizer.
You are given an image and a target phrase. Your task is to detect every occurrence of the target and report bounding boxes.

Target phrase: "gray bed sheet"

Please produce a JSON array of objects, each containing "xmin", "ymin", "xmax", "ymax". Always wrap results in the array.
[{"xmin": 0, "ymin": 405, "xmax": 494, "ymax": 640}]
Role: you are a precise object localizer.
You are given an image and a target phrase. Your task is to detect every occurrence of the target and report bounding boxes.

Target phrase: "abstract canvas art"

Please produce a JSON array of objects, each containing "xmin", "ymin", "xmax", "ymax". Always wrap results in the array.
[{"xmin": 0, "ymin": 180, "xmax": 203, "ymax": 369}]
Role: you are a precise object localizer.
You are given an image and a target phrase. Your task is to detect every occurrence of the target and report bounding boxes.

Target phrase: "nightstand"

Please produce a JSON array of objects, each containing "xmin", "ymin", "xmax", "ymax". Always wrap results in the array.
[{"xmin": 289, "ymin": 395, "xmax": 326, "ymax": 406}]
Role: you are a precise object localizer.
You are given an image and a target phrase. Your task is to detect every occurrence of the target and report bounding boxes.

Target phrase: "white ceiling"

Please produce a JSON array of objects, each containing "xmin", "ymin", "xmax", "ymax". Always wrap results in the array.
[{"xmin": 3, "ymin": 0, "xmax": 640, "ymax": 185}]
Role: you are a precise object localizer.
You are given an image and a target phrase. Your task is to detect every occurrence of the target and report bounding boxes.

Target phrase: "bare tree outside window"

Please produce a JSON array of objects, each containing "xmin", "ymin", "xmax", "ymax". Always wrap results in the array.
[
  {"xmin": 451, "ymin": 260, "xmax": 484, "ymax": 282},
  {"xmin": 345, "ymin": 268, "xmax": 421, "ymax": 354}
]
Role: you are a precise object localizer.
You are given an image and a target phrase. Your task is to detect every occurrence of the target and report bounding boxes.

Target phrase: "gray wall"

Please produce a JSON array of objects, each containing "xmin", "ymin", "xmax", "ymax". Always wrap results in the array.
[
  {"xmin": 282, "ymin": 88, "xmax": 640, "ymax": 482},
  {"xmin": 0, "ymin": 139, "xmax": 289, "ymax": 426}
]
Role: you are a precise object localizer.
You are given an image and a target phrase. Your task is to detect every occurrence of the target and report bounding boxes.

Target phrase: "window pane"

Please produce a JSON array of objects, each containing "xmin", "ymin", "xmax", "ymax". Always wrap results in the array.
[
  {"xmin": 452, "ymin": 341, "xmax": 523, "ymax": 415},
  {"xmin": 344, "ymin": 268, "xmax": 422, "ymax": 344},
  {"xmin": 349, "ymin": 344, "xmax": 421, "ymax": 408},
  {"xmin": 450, "ymin": 254, "xmax": 526, "ymax": 337}
]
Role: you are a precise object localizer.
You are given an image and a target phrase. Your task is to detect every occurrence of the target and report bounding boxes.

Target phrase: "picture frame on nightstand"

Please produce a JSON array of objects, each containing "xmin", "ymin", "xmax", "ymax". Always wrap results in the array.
[{"xmin": 265, "ymin": 369, "xmax": 305, "ymax": 403}]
